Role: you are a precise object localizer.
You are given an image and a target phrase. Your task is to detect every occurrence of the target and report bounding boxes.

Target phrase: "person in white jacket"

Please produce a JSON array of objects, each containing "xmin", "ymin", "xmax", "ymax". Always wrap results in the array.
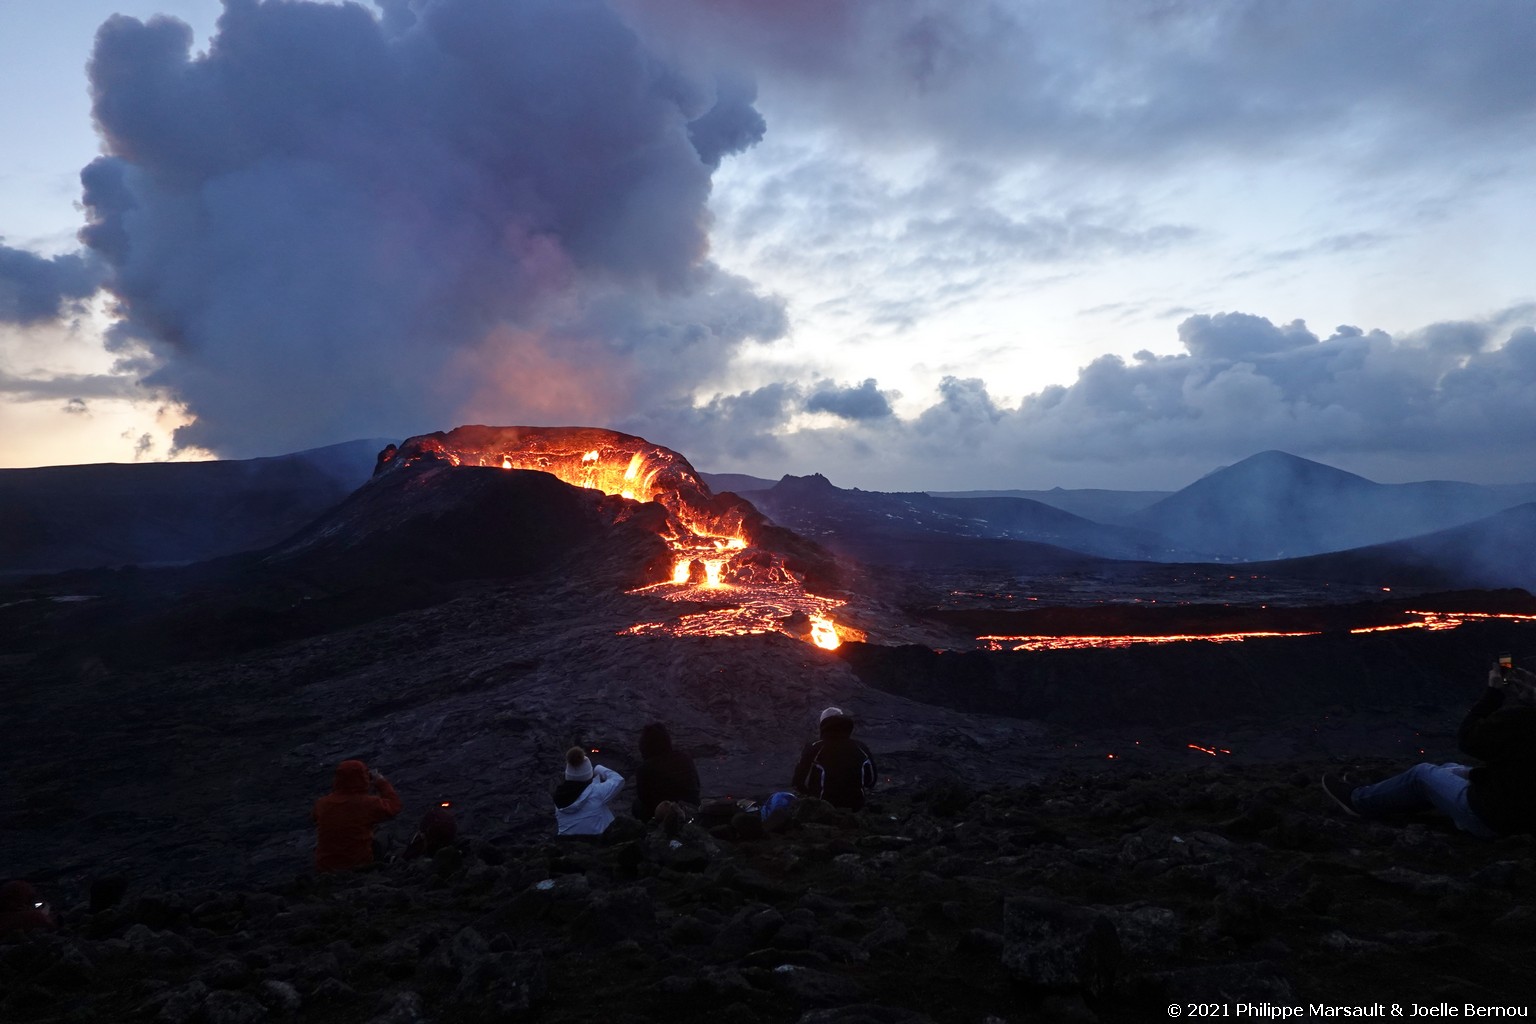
[{"xmin": 552, "ymin": 747, "xmax": 625, "ymax": 836}]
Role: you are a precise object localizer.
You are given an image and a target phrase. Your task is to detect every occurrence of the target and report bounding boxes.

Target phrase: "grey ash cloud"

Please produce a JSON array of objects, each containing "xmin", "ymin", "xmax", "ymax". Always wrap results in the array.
[
  {"xmin": 67, "ymin": 0, "xmax": 780, "ymax": 457},
  {"xmin": 805, "ymin": 378, "xmax": 894, "ymax": 421},
  {"xmin": 0, "ymin": 244, "xmax": 105, "ymax": 326},
  {"xmin": 622, "ymin": 0, "xmax": 1536, "ymax": 167}
]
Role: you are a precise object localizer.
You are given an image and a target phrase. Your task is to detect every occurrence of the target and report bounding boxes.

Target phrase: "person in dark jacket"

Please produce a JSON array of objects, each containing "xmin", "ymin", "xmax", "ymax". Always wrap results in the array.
[
  {"xmin": 403, "ymin": 803, "xmax": 458, "ymax": 860},
  {"xmin": 0, "ymin": 880, "xmax": 55, "ymax": 934},
  {"xmin": 632, "ymin": 722, "xmax": 701, "ymax": 822},
  {"xmin": 312, "ymin": 760, "xmax": 403, "ymax": 872},
  {"xmin": 1323, "ymin": 664, "xmax": 1536, "ymax": 837},
  {"xmin": 792, "ymin": 706, "xmax": 878, "ymax": 811}
]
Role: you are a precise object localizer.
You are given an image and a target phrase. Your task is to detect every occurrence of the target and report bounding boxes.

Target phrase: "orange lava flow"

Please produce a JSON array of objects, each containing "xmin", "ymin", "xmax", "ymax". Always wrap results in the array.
[
  {"xmin": 624, "ymin": 579, "xmax": 853, "ymax": 650},
  {"xmin": 1348, "ymin": 611, "xmax": 1536, "ymax": 634},
  {"xmin": 390, "ymin": 427, "xmax": 850, "ymax": 648},
  {"xmin": 981, "ymin": 609, "xmax": 1536, "ymax": 652},
  {"xmin": 979, "ymin": 630, "xmax": 1321, "ymax": 652},
  {"xmin": 490, "ymin": 449, "xmax": 842, "ymax": 648}
]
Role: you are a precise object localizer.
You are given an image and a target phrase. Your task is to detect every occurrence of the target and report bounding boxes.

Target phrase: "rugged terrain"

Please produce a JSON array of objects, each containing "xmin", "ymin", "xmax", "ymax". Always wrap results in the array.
[
  {"xmin": 4, "ymin": 756, "xmax": 1535, "ymax": 1023},
  {"xmin": 5, "ymin": 442, "xmax": 1536, "ymax": 1021}
]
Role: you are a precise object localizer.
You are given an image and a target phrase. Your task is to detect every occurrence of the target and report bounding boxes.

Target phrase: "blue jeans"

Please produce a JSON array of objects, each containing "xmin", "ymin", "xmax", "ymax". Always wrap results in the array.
[{"xmin": 1351, "ymin": 762, "xmax": 1498, "ymax": 838}]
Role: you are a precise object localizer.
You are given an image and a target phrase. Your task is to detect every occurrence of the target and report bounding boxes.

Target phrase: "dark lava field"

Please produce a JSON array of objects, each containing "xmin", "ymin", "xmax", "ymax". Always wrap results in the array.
[{"xmin": 4, "ymin": 454, "xmax": 1536, "ymax": 1021}]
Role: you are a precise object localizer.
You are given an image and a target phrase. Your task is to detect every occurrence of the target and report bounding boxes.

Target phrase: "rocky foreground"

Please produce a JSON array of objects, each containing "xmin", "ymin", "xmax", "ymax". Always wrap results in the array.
[{"xmin": 5, "ymin": 759, "xmax": 1534, "ymax": 1024}]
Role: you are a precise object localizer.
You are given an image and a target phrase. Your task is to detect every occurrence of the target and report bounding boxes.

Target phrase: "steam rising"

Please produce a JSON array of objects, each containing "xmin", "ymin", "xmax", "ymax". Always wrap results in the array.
[{"xmin": 73, "ymin": 0, "xmax": 780, "ymax": 457}]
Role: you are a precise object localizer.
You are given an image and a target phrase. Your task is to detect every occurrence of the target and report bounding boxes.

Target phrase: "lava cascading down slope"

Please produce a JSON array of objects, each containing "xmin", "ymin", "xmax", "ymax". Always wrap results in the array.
[{"xmin": 375, "ymin": 425, "xmax": 849, "ymax": 648}]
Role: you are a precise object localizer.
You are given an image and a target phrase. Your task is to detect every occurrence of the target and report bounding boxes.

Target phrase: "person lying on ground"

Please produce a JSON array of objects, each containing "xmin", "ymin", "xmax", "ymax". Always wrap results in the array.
[{"xmin": 1322, "ymin": 663, "xmax": 1536, "ymax": 837}]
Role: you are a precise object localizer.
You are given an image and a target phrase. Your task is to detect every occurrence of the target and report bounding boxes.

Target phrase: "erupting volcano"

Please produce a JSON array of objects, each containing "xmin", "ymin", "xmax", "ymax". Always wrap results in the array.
[{"xmin": 375, "ymin": 426, "xmax": 853, "ymax": 648}]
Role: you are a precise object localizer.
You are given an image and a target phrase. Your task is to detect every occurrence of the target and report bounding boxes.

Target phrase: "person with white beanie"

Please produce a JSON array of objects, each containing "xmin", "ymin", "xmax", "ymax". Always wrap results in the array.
[
  {"xmin": 792, "ymin": 706, "xmax": 878, "ymax": 811},
  {"xmin": 552, "ymin": 746, "xmax": 626, "ymax": 836}
]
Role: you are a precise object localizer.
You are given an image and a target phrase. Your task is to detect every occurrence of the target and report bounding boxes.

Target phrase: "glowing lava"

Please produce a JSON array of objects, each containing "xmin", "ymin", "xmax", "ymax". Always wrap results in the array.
[
  {"xmin": 980, "ymin": 630, "xmax": 1321, "ymax": 651},
  {"xmin": 1348, "ymin": 610, "xmax": 1536, "ymax": 633},
  {"xmin": 379, "ymin": 425, "xmax": 848, "ymax": 648},
  {"xmin": 981, "ymin": 609, "xmax": 1536, "ymax": 651}
]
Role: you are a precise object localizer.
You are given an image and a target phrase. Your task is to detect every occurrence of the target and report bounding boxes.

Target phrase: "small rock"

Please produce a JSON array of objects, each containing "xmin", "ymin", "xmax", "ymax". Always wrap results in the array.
[
  {"xmin": 367, "ymin": 990, "xmax": 425, "ymax": 1024},
  {"xmin": 771, "ymin": 963, "xmax": 862, "ymax": 1005},
  {"xmin": 1002, "ymin": 897, "xmax": 1120, "ymax": 997},
  {"xmin": 201, "ymin": 990, "xmax": 268, "ymax": 1024},
  {"xmin": 257, "ymin": 980, "xmax": 301, "ymax": 1013},
  {"xmin": 156, "ymin": 980, "xmax": 208, "ymax": 1024},
  {"xmin": 309, "ymin": 977, "xmax": 358, "ymax": 1003}
]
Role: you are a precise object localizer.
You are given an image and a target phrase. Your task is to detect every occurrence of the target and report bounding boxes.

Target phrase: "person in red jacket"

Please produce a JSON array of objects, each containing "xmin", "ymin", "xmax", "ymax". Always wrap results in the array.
[{"xmin": 312, "ymin": 760, "xmax": 402, "ymax": 872}]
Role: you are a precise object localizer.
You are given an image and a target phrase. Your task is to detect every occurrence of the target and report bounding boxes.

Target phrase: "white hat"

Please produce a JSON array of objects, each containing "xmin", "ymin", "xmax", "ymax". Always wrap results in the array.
[
  {"xmin": 565, "ymin": 756, "xmax": 594, "ymax": 781},
  {"xmin": 819, "ymin": 706, "xmax": 845, "ymax": 723}
]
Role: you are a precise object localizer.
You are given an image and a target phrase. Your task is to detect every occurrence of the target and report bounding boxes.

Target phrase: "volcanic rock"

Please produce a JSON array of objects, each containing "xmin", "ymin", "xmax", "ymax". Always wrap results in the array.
[{"xmin": 6, "ymin": 766, "xmax": 1535, "ymax": 1021}]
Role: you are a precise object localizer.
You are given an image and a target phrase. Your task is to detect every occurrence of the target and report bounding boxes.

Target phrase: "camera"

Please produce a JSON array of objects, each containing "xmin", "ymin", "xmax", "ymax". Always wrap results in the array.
[{"xmin": 1499, "ymin": 653, "xmax": 1514, "ymax": 677}]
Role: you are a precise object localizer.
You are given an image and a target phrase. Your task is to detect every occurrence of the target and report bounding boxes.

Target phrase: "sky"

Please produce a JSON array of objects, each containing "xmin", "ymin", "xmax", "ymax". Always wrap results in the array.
[{"xmin": 2, "ymin": 0, "xmax": 1535, "ymax": 490}]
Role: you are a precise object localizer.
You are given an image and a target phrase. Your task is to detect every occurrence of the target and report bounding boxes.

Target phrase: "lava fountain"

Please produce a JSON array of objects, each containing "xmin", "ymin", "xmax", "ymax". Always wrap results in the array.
[{"xmin": 375, "ymin": 425, "xmax": 852, "ymax": 648}]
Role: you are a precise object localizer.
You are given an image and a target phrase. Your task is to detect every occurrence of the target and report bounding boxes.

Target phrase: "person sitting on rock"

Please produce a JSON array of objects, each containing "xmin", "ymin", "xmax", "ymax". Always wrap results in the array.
[
  {"xmin": 792, "ymin": 706, "xmax": 878, "ymax": 811},
  {"xmin": 0, "ymin": 880, "xmax": 55, "ymax": 934},
  {"xmin": 403, "ymin": 803, "xmax": 458, "ymax": 860},
  {"xmin": 1323, "ymin": 663, "xmax": 1536, "ymax": 837},
  {"xmin": 632, "ymin": 722, "xmax": 701, "ymax": 823},
  {"xmin": 312, "ymin": 759, "xmax": 402, "ymax": 872},
  {"xmin": 553, "ymin": 747, "xmax": 625, "ymax": 836}
]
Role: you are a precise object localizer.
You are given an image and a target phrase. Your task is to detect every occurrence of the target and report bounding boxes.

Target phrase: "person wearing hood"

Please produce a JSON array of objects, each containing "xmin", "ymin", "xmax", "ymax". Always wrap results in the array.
[
  {"xmin": 311, "ymin": 759, "xmax": 402, "ymax": 872},
  {"xmin": 792, "ymin": 706, "xmax": 878, "ymax": 811},
  {"xmin": 632, "ymin": 722, "xmax": 701, "ymax": 822},
  {"xmin": 0, "ymin": 880, "xmax": 55, "ymax": 934},
  {"xmin": 553, "ymin": 747, "xmax": 625, "ymax": 836}
]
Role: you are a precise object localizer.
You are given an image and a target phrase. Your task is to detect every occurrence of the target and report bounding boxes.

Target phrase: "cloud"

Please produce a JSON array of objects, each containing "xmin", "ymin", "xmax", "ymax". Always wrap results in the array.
[
  {"xmin": 622, "ymin": 381, "xmax": 801, "ymax": 462},
  {"xmin": 687, "ymin": 73, "xmax": 768, "ymax": 169},
  {"xmin": 805, "ymin": 378, "xmax": 894, "ymax": 421},
  {"xmin": 66, "ymin": 0, "xmax": 779, "ymax": 457},
  {"xmin": 1177, "ymin": 312, "xmax": 1318, "ymax": 361},
  {"xmin": 0, "ymin": 368, "xmax": 141, "ymax": 403},
  {"xmin": 623, "ymin": 0, "xmax": 1536, "ymax": 167},
  {"xmin": 663, "ymin": 306, "xmax": 1536, "ymax": 488},
  {"xmin": 0, "ymin": 244, "xmax": 105, "ymax": 325}
]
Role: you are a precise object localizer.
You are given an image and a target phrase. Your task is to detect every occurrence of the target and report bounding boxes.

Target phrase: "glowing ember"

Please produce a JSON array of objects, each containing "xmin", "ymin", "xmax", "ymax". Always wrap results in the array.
[{"xmin": 1188, "ymin": 744, "xmax": 1233, "ymax": 756}]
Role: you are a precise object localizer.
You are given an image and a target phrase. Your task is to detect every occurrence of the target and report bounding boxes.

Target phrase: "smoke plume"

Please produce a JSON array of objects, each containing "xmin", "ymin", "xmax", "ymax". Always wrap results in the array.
[
  {"xmin": 75, "ymin": 0, "xmax": 779, "ymax": 457},
  {"xmin": 0, "ymin": 244, "xmax": 105, "ymax": 326}
]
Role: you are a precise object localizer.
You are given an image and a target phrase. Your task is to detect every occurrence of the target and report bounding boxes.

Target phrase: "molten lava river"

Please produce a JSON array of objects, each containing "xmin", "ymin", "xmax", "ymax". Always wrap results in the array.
[{"xmin": 379, "ymin": 426, "xmax": 855, "ymax": 650}]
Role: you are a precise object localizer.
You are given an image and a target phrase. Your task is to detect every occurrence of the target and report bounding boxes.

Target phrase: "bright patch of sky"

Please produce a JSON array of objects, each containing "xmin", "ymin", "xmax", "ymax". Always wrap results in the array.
[{"xmin": 2, "ymin": 1, "xmax": 1535, "ymax": 488}]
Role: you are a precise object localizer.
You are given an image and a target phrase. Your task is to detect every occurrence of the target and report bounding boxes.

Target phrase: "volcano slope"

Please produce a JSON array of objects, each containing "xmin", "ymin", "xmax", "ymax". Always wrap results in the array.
[{"xmin": 3, "ymin": 452, "xmax": 1536, "ymax": 1019}]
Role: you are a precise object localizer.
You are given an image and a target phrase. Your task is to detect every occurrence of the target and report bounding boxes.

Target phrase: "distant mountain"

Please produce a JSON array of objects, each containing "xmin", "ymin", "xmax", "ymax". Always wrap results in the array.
[
  {"xmin": 926, "ymin": 487, "xmax": 1172, "ymax": 524},
  {"xmin": 0, "ymin": 439, "xmax": 389, "ymax": 574},
  {"xmin": 1129, "ymin": 450, "xmax": 1536, "ymax": 560},
  {"xmin": 742, "ymin": 472, "xmax": 1182, "ymax": 566},
  {"xmin": 1249, "ymin": 503, "xmax": 1536, "ymax": 592},
  {"xmin": 700, "ymin": 472, "xmax": 776, "ymax": 494}
]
